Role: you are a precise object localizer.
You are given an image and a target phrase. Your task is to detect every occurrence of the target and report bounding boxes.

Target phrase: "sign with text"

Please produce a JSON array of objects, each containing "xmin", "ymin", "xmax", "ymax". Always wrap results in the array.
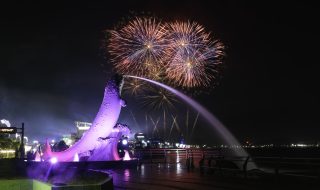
[{"xmin": 0, "ymin": 127, "xmax": 17, "ymax": 134}]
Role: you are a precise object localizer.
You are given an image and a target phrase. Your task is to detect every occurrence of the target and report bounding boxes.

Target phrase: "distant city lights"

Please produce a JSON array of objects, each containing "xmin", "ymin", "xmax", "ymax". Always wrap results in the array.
[
  {"xmin": 0, "ymin": 119, "xmax": 11, "ymax": 127},
  {"xmin": 0, "ymin": 150, "xmax": 15, "ymax": 153}
]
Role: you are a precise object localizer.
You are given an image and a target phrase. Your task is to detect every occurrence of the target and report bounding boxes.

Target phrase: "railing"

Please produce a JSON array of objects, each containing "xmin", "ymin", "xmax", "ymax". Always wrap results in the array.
[
  {"xmin": 134, "ymin": 148, "xmax": 222, "ymax": 162},
  {"xmin": 133, "ymin": 148, "xmax": 320, "ymax": 179},
  {"xmin": 252, "ymin": 156, "xmax": 320, "ymax": 178}
]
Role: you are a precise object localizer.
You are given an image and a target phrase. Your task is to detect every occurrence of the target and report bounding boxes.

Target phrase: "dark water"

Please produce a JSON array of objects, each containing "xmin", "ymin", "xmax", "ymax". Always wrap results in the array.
[{"xmin": 246, "ymin": 147, "xmax": 320, "ymax": 158}]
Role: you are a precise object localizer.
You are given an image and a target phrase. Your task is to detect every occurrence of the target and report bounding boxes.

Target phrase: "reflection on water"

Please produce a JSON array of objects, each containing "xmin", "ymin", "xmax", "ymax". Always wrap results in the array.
[
  {"xmin": 140, "ymin": 164, "xmax": 145, "ymax": 176},
  {"xmin": 110, "ymin": 163, "xmax": 213, "ymax": 190},
  {"xmin": 124, "ymin": 169, "xmax": 130, "ymax": 181},
  {"xmin": 176, "ymin": 163, "xmax": 182, "ymax": 174},
  {"xmin": 176, "ymin": 150, "xmax": 180, "ymax": 163},
  {"xmin": 110, "ymin": 162, "xmax": 313, "ymax": 190}
]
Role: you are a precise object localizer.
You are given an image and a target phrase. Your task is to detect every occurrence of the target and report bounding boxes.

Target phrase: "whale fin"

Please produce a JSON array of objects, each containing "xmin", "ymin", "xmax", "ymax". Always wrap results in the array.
[
  {"xmin": 43, "ymin": 138, "xmax": 52, "ymax": 160},
  {"xmin": 120, "ymin": 99, "xmax": 127, "ymax": 107}
]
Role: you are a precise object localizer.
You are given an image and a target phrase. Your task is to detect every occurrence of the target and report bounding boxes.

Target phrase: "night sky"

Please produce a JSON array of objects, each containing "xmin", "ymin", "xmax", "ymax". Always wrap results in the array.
[{"xmin": 1, "ymin": 1, "xmax": 319, "ymax": 144}]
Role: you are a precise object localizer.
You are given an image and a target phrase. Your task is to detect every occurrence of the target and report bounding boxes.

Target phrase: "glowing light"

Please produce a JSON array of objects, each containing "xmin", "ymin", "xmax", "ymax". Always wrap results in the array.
[
  {"xmin": 77, "ymin": 126, "xmax": 90, "ymax": 130},
  {"xmin": 122, "ymin": 139, "xmax": 128, "ymax": 145},
  {"xmin": 35, "ymin": 152, "xmax": 41, "ymax": 162},
  {"xmin": 0, "ymin": 128, "xmax": 15, "ymax": 133},
  {"xmin": 176, "ymin": 150, "xmax": 180, "ymax": 163},
  {"xmin": 25, "ymin": 145, "xmax": 32, "ymax": 152},
  {"xmin": 146, "ymin": 43, "xmax": 152, "ymax": 49},
  {"xmin": 66, "ymin": 139, "xmax": 73, "ymax": 145},
  {"xmin": 123, "ymin": 150, "xmax": 131, "ymax": 161},
  {"xmin": 75, "ymin": 121, "xmax": 92, "ymax": 130},
  {"xmin": 73, "ymin": 153, "xmax": 79, "ymax": 162},
  {"xmin": 50, "ymin": 157, "xmax": 58, "ymax": 164},
  {"xmin": 0, "ymin": 150, "xmax": 15, "ymax": 153},
  {"xmin": 0, "ymin": 119, "xmax": 11, "ymax": 127}
]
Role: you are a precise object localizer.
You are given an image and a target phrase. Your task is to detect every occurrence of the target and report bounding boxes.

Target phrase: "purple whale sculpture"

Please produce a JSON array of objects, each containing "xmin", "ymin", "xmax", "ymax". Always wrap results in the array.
[{"xmin": 43, "ymin": 75, "xmax": 127, "ymax": 161}]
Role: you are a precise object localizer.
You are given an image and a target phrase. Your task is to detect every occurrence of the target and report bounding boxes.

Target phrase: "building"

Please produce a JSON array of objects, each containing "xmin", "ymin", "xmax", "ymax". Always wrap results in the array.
[{"xmin": 74, "ymin": 121, "xmax": 92, "ymax": 140}]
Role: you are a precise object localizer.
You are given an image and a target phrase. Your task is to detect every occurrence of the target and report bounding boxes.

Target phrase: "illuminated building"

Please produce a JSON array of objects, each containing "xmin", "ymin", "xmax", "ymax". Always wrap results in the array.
[{"xmin": 74, "ymin": 121, "xmax": 92, "ymax": 140}]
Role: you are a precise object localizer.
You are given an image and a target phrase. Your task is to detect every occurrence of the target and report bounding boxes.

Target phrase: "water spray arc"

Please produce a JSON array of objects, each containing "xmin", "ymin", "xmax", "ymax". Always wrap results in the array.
[{"xmin": 124, "ymin": 75, "xmax": 250, "ymax": 159}]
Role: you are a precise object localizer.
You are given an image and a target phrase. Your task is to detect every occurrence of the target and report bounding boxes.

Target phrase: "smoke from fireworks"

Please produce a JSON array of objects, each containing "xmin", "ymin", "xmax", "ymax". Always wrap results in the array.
[{"xmin": 106, "ymin": 17, "xmax": 225, "ymax": 88}]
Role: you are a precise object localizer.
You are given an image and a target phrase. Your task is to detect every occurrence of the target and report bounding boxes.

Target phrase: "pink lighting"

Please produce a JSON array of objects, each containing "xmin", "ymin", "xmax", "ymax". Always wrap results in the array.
[
  {"xmin": 73, "ymin": 153, "xmax": 79, "ymax": 162},
  {"xmin": 43, "ymin": 75, "xmax": 127, "ymax": 161},
  {"xmin": 123, "ymin": 150, "xmax": 131, "ymax": 161},
  {"xmin": 35, "ymin": 152, "xmax": 41, "ymax": 162}
]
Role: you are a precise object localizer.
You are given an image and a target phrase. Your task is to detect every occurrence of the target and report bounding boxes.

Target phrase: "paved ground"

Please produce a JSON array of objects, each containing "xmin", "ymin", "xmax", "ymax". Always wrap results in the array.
[{"xmin": 109, "ymin": 163, "xmax": 320, "ymax": 190}]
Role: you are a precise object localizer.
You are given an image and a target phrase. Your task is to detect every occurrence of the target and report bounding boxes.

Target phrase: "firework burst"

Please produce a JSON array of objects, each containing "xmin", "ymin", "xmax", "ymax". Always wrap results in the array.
[
  {"xmin": 140, "ymin": 87, "xmax": 178, "ymax": 111},
  {"xmin": 123, "ymin": 78, "xmax": 147, "ymax": 96},
  {"xmin": 106, "ymin": 17, "xmax": 225, "ymax": 89},
  {"xmin": 108, "ymin": 17, "xmax": 168, "ymax": 77},
  {"xmin": 165, "ymin": 21, "xmax": 211, "ymax": 54},
  {"xmin": 165, "ymin": 21, "xmax": 225, "ymax": 88}
]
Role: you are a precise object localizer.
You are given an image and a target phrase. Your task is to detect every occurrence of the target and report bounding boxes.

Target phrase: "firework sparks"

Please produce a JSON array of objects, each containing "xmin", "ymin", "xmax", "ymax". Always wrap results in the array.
[
  {"xmin": 140, "ymin": 87, "xmax": 178, "ymax": 111},
  {"xmin": 190, "ymin": 112, "xmax": 200, "ymax": 139},
  {"xmin": 149, "ymin": 115, "xmax": 160, "ymax": 137},
  {"xmin": 166, "ymin": 48, "xmax": 211, "ymax": 87},
  {"xmin": 123, "ymin": 78, "xmax": 147, "ymax": 96},
  {"xmin": 165, "ymin": 21, "xmax": 225, "ymax": 88},
  {"xmin": 169, "ymin": 115, "xmax": 177, "ymax": 139},
  {"xmin": 106, "ymin": 17, "xmax": 225, "ymax": 89},
  {"xmin": 108, "ymin": 17, "xmax": 168, "ymax": 77},
  {"xmin": 165, "ymin": 21, "xmax": 211, "ymax": 54}
]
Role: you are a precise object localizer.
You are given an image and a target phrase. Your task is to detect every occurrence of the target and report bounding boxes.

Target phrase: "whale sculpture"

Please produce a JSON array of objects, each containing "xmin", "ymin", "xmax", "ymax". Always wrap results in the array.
[{"xmin": 43, "ymin": 75, "xmax": 127, "ymax": 162}]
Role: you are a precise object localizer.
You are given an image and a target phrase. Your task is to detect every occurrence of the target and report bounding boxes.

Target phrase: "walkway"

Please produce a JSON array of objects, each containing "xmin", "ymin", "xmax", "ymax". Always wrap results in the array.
[{"xmin": 109, "ymin": 163, "xmax": 319, "ymax": 190}]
